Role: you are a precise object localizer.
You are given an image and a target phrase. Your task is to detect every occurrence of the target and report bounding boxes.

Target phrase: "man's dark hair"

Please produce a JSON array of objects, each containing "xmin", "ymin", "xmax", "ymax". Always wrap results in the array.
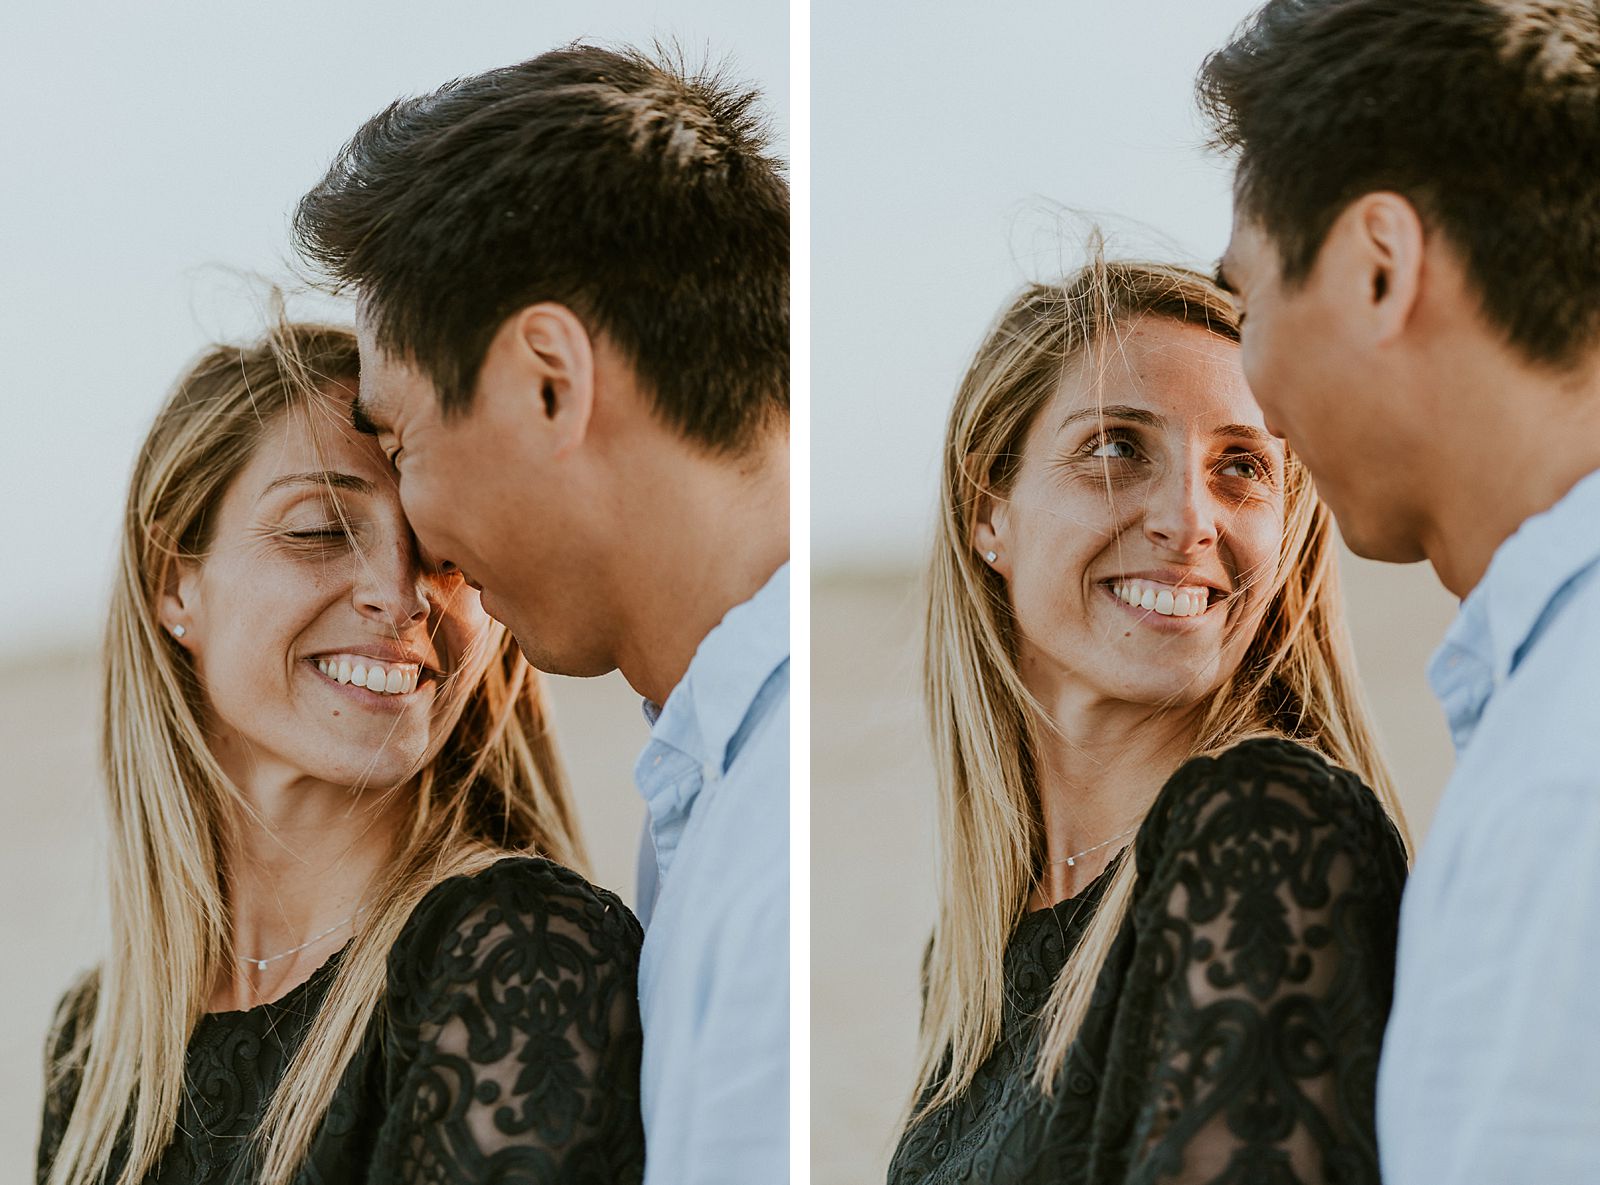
[
  {"xmin": 1199, "ymin": 0, "xmax": 1600, "ymax": 368},
  {"xmin": 294, "ymin": 43, "xmax": 788, "ymax": 451}
]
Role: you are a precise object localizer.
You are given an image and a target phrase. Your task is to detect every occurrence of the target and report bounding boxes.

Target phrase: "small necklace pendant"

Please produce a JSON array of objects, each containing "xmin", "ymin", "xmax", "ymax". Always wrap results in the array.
[
  {"xmin": 1065, "ymin": 856, "xmax": 1076, "ymax": 867},
  {"xmin": 255, "ymin": 959, "xmax": 268, "ymax": 972}
]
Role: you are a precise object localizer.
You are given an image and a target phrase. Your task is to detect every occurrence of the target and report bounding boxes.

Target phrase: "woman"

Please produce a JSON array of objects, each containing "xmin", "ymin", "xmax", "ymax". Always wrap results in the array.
[
  {"xmin": 37, "ymin": 322, "xmax": 644, "ymax": 1184},
  {"xmin": 889, "ymin": 259, "xmax": 1410, "ymax": 1184}
]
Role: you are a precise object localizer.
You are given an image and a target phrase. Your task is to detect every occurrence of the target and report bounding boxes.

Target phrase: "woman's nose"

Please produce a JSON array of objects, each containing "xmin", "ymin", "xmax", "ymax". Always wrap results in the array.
[
  {"xmin": 352, "ymin": 545, "xmax": 431, "ymax": 627},
  {"xmin": 1143, "ymin": 464, "xmax": 1220, "ymax": 555}
]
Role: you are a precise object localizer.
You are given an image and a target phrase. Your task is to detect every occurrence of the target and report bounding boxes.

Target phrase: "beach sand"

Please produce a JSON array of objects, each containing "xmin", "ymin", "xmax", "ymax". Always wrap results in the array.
[
  {"xmin": 0, "ymin": 649, "xmax": 648, "ymax": 1179},
  {"xmin": 812, "ymin": 556, "xmax": 1458, "ymax": 1184}
]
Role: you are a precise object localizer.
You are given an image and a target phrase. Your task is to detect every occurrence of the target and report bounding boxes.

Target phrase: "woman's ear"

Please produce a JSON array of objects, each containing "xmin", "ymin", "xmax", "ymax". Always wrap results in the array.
[
  {"xmin": 967, "ymin": 456, "xmax": 1011, "ymax": 578},
  {"xmin": 159, "ymin": 555, "xmax": 200, "ymax": 648}
]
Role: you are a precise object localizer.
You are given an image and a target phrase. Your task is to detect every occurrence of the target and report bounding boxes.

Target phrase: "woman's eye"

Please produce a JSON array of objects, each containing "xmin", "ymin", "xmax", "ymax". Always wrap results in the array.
[
  {"xmin": 1219, "ymin": 456, "xmax": 1264, "ymax": 481},
  {"xmin": 1087, "ymin": 437, "xmax": 1139, "ymax": 461},
  {"xmin": 285, "ymin": 527, "xmax": 351, "ymax": 543}
]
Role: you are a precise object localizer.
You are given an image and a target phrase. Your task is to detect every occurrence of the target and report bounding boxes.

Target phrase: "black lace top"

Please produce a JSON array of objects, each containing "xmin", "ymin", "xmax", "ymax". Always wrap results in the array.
[
  {"xmin": 36, "ymin": 857, "xmax": 645, "ymax": 1185},
  {"xmin": 888, "ymin": 739, "xmax": 1409, "ymax": 1185}
]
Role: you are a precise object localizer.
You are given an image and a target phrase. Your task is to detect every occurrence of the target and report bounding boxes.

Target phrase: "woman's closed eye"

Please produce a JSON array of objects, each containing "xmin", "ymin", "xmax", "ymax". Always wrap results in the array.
[{"xmin": 278, "ymin": 523, "xmax": 360, "ymax": 549}]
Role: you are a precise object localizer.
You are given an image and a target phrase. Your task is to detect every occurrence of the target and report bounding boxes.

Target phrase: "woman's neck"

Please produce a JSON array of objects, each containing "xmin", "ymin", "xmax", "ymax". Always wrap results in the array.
[
  {"xmin": 209, "ymin": 761, "xmax": 406, "ymax": 1012},
  {"xmin": 1026, "ymin": 682, "xmax": 1203, "ymax": 910}
]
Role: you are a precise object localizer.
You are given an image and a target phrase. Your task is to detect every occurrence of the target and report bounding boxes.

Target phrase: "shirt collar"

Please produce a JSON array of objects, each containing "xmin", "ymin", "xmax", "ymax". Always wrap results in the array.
[
  {"xmin": 1429, "ymin": 467, "xmax": 1600, "ymax": 738},
  {"xmin": 639, "ymin": 561, "xmax": 790, "ymax": 773}
]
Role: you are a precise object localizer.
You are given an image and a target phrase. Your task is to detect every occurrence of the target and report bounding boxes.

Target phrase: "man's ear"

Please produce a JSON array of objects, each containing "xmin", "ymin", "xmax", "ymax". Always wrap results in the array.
[
  {"xmin": 1327, "ymin": 192, "xmax": 1426, "ymax": 348},
  {"xmin": 967, "ymin": 456, "xmax": 1011, "ymax": 578},
  {"xmin": 159, "ymin": 553, "xmax": 200, "ymax": 649},
  {"xmin": 482, "ymin": 303, "xmax": 596, "ymax": 456}
]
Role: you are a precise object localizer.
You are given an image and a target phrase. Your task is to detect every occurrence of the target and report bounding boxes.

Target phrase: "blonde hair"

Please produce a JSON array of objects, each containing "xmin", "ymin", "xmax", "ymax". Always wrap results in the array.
[
  {"xmin": 912, "ymin": 254, "xmax": 1410, "ymax": 1122},
  {"xmin": 44, "ymin": 319, "xmax": 587, "ymax": 1185}
]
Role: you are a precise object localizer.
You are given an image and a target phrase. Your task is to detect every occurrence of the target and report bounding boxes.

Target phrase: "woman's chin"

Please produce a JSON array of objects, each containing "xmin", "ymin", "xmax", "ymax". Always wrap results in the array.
[
  {"xmin": 289, "ymin": 739, "xmax": 428, "ymax": 792},
  {"xmin": 1089, "ymin": 663, "xmax": 1221, "ymax": 712}
]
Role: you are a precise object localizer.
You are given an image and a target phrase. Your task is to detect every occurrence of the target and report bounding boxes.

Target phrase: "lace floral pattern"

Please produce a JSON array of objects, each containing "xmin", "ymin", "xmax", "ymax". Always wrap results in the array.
[
  {"xmin": 889, "ymin": 739, "xmax": 1408, "ymax": 1185},
  {"xmin": 37, "ymin": 857, "xmax": 645, "ymax": 1185}
]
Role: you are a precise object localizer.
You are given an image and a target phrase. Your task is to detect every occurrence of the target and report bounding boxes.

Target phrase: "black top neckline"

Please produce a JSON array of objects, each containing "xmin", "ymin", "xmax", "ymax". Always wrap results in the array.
[
  {"xmin": 1018, "ymin": 854, "xmax": 1121, "ymax": 924},
  {"xmin": 197, "ymin": 943, "xmax": 349, "ymax": 1024}
]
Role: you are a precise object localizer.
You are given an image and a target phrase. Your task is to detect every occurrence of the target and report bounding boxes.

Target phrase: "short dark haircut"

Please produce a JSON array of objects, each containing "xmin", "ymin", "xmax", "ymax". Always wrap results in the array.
[
  {"xmin": 294, "ymin": 44, "xmax": 788, "ymax": 452},
  {"xmin": 1199, "ymin": 0, "xmax": 1600, "ymax": 368}
]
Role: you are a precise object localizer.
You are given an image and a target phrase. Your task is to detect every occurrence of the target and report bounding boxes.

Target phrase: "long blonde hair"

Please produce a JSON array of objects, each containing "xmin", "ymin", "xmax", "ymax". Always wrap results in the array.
[
  {"xmin": 913, "ymin": 255, "xmax": 1410, "ymax": 1121},
  {"xmin": 44, "ymin": 319, "xmax": 588, "ymax": 1185}
]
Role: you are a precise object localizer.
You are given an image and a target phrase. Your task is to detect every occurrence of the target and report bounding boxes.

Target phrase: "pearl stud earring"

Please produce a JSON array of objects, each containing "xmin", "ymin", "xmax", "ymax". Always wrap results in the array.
[
  {"xmin": 984, "ymin": 551, "xmax": 998, "ymax": 564},
  {"xmin": 171, "ymin": 624, "xmax": 186, "ymax": 638}
]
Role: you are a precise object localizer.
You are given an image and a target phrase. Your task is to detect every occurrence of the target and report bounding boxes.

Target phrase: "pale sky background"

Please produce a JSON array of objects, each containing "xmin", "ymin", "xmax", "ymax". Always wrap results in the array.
[
  {"xmin": 814, "ymin": 0, "xmax": 1265, "ymax": 571},
  {"xmin": 0, "ymin": 0, "xmax": 786, "ymax": 662}
]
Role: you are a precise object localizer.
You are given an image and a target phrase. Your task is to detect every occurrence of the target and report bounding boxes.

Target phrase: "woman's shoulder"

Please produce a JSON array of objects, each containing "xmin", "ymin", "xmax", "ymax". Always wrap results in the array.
[
  {"xmin": 395, "ymin": 855, "xmax": 642, "ymax": 965},
  {"xmin": 385, "ymin": 856, "xmax": 643, "ymax": 1019},
  {"xmin": 1136, "ymin": 737, "xmax": 1405, "ymax": 879}
]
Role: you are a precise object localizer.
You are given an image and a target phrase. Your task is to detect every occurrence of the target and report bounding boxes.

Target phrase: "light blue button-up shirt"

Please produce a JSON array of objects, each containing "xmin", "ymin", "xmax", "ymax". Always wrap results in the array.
[
  {"xmin": 633, "ymin": 563, "xmax": 789, "ymax": 1185},
  {"xmin": 1378, "ymin": 468, "xmax": 1600, "ymax": 1183}
]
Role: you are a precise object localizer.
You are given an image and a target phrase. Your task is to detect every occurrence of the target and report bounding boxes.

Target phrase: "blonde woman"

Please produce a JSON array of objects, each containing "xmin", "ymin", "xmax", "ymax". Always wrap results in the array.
[
  {"xmin": 36, "ymin": 323, "xmax": 644, "ymax": 1184},
  {"xmin": 889, "ymin": 260, "xmax": 1409, "ymax": 1185}
]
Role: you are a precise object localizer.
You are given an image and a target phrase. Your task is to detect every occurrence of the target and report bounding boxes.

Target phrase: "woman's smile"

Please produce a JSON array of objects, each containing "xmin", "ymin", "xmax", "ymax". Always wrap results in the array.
[{"xmin": 304, "ymin": 652, "xmax": 436, "ymax": 705}]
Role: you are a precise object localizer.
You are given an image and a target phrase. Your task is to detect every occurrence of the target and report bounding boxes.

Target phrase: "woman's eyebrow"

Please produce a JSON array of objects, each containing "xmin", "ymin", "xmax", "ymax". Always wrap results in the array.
[
  {"xmin": 1213, "ymin": 424, "xmax": 1277, "ymax": 447},
  {"xmin": 1059, "ymin": 404, "xmax": 1163, "ymax": 433},
  {"xmin": 258, "ymin": 471, "xmax": 376, "ymax": 500}
]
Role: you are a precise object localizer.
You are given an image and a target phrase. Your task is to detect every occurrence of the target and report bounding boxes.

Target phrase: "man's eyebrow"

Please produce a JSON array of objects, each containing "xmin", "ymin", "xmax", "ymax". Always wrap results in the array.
[
  {"xmin": 1060, "ymin": 404, "xmax": 1165, "ymax": 433},
  {"xmin": 259, "ymin": 471, "xmax": 377, "ymax": 499},
  {"xmin": 1213, "ymin": 258, "xmax": 1236, "ymax": 294},
  {"xmin": 350, "ymin": 395, "xmax": 382, "ymax": 437}
]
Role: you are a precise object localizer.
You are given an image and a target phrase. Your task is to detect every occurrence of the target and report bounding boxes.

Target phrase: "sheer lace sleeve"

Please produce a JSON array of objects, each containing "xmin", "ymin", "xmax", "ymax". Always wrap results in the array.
[
  {"xmin": 1109, "ymin": 739, "xmax": 1407, "ymax": 1185},
  {"xmin": 374, "ymin": 857, "xmax": 645, "ymax": 1185}
]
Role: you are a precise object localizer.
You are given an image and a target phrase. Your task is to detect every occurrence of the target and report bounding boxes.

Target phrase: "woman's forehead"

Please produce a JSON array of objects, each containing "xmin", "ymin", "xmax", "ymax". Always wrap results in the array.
[
  {"xmin": 234, "ymin": 392, "xmax": 391, "ymax": 500},
  {"xmin": 1047, "ymin": 320, "xmax": 1263, "ymax": 434}
]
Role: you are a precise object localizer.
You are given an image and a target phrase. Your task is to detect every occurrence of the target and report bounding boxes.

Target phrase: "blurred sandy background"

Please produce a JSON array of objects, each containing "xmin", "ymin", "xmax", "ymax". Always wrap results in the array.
[
  {"xmin": 1, "ymin": 656, "xmax": 650, "ymax": 1177},
  {"xmin": 812, "ymin": 557, "xmax": 1460, "ymax": 1184}
]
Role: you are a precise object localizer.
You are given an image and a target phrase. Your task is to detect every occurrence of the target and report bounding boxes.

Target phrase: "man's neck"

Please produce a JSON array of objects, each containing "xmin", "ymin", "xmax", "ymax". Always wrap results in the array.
[
  {"xmin": 1417, "ymin": 352, "xmax": 1600, "ymax": 598},
  {"xmin": 612, "ymin": 433, "xmax": 790, "ymax": 708}
]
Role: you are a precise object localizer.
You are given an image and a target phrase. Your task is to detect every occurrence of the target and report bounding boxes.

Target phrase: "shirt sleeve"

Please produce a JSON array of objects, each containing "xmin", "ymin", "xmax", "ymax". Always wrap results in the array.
[
  {"xmin": 374, "ymin": 857, "xmax": 645, "ymax": 1185},
  {"xmin": 1107, "ymin": 739, "xmax": 1407, "ymax": 1185}
]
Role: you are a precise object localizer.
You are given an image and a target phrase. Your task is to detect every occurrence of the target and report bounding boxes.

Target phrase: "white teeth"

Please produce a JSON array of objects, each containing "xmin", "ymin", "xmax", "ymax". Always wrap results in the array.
[
  {"xmin": 1111, "ymin": 579, "xmax": 1212, "ymax": 618},
  {"xmin": 313, "ymin": 656, "xmax": 424, "ymax": 695}
]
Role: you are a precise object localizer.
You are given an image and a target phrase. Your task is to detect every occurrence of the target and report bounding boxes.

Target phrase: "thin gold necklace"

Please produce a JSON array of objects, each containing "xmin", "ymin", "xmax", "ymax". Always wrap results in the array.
[
  {"xmin": 1046, "ymin": 824, "xmax": 1140, "ymax": 868},
  {"xmin": 235, "ymin": 905, "xmax": 368, "ymax": 973}
]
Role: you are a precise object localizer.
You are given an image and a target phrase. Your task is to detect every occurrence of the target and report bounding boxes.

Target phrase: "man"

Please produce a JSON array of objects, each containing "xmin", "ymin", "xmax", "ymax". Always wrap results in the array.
[
  {"xmin": 294, "ymin": 45, "xmax": 789, "ymax": 1184},
  {"xmin": 1198, "ymin": 2, "xmax": 1600, "ymax": 1180}
]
